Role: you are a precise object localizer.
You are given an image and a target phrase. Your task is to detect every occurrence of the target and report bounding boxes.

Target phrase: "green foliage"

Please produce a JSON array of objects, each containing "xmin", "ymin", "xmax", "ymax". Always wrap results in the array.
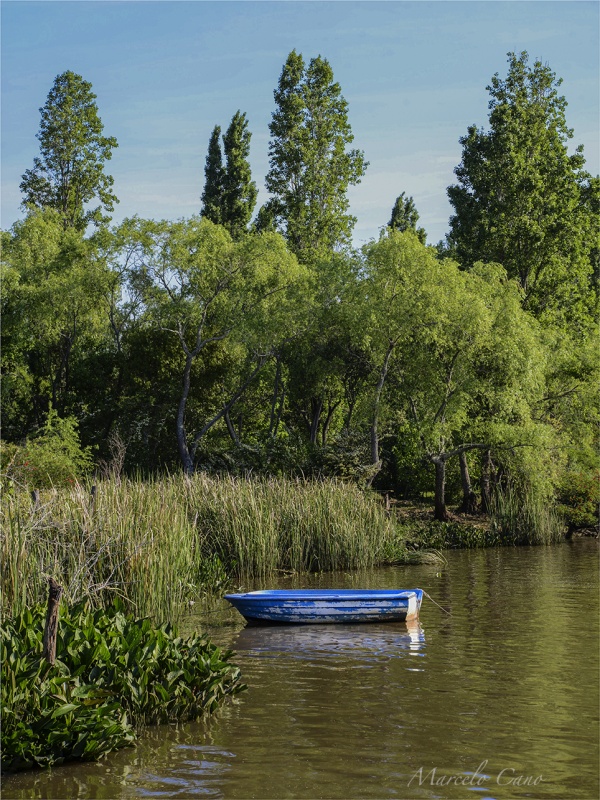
[
  {"xmin": 407, "ymin": 519, "xmax": 502, "ymax": 550},
  {"xmin": 556, "ymin": 470, "xmax": 599, "ymax": 530},
  {"xmin": 222, "ymin": 111, "xmax": 258, "ymax": 238},
  {"xmin": 20, "ymin": 71, "xmax": 118, "ymax": 230},
  {"xmin": 200, "ymin": 125, "xmax": 225, "ymax": 225},
  {"xmin": 388, "ymin": 192, "xmax": 427, "ymax": 243},
  {"xmin": 317, "ymin": 430, "xmax": 377, "ymax": 486},
  {"xmin": 490, "ymin": 483, "xmax": 564, "ymax": 545},
  {"xmin": 1, "ymin": 602, "xmax": 244, "ymax": 772},
  {"xmin": 447, "ymin": 52, "xmax": 594, "ymax": 322},
  {"xmin": 357, "ymin": 231, "xmax": 557, "ymax": 516},
  {"xmin": 200, "ymin": 113, "xmax": 257, "ymax": 239},
  {"xmin": 264, "ymin": 50, "xmax": 367, "ymax": 259},
  {"xmin": 2, "ymin": 407, "xmax": 93, "ymax": 489},
  {"xmin": 119, "ymin": 216, "xmax": 307, "ymax": 472},
  {"xmin": 1, "ymin": 209, "xmax": 114, "ymax": 437}
]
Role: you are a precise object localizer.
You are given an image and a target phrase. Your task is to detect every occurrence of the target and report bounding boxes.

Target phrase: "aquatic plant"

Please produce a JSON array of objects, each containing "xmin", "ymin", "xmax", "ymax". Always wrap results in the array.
[
  {"xmin": 489, "ymin": 484, "xmax": 564, "ymax": 545},
  {"xmin": 1, "ymin": 601, "xmax": 245, "ymax": 773},
  {"xmin": 406, "ymin": 519, "xmax": 503, "ymax": 550},
  {"xmin": 183, "ymin": 474, "xmax": 398, "ymax": 577},
  {"xmin": 1, "ymin": 474, "xmax": 399, "ymax": 619}
]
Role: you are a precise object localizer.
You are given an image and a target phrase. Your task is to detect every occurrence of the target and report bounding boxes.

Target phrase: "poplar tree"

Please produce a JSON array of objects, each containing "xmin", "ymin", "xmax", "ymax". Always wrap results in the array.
[
  {"xmin": 446, "ymin": 52, "xmax": 593, "ymax": 318},
  {"xmin": 222, "ymin": 111, "xmax": 257, "ymax": 239},
  {"xmin": 388, "ymin": 192, "xmax": 427, "ymax": 243},
  {"xmin": 264, "ymin": 50, "xmax": 367, "ymax": 259},
  {"xmin": 200, "ymin": 125, "xmax": 225, "ymax": 225},
  {"xmin": 20, "ymin": 71, "xmax": 118, "ymax": 231}
]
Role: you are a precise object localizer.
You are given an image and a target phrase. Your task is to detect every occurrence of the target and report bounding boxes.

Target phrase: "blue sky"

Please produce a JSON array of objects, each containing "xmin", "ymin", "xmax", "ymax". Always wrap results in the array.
[{"xmin": 2, "ymin": 1, "xmax": 598, "ymax": 245}]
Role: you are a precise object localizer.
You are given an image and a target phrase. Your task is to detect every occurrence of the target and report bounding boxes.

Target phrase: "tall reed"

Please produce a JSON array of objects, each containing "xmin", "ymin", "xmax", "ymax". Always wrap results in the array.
[
  {"xmin": 1, "ymin": 474, "xmax": 398, "ymax": 620},
  {"xmin": 489, "ymin": 484, "xmax": 564, "ymax": 545}
]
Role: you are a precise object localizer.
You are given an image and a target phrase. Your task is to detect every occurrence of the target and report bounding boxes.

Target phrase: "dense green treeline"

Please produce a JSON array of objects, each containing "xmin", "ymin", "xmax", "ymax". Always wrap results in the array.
[{"xmin": 1, "ymin": 51, "xmax": 598, "ymax": 529}]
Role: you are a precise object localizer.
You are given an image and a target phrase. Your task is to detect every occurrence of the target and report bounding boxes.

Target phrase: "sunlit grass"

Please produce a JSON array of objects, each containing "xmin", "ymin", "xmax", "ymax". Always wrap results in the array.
[{"xmin": 1, "ymin": 474, "xmax": 399, "ymax": 620}]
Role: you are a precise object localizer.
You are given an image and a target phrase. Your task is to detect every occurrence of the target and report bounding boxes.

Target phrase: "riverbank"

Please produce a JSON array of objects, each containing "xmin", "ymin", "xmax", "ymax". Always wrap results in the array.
[
  {"xmin": 1, "ymin": 474, "xmax": 411, "ymax": 622},
  {"xmin": 2, "ymin": 474, "xmax": 582, "ymax": 623}
]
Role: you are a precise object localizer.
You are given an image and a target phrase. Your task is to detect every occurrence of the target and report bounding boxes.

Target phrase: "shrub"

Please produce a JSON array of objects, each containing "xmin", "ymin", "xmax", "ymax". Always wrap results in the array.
[
  {"xmin": 556, "ymin": 469, "xmax": 599, "ymax": 530},
  {"xmin": 1, "ymin": 408, "xmax": 93, "ymax": 489}
]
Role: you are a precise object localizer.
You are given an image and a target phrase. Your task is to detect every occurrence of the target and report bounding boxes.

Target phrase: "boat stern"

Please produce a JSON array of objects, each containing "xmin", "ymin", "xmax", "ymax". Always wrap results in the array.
[{"xmin": 406, "ymin": 589, "xmax": 424, "ymax": 621}]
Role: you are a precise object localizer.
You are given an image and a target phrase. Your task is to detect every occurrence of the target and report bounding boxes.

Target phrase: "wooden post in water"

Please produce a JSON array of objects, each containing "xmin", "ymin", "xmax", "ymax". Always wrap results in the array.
[{"xmin": 42, "ymin": 578, "xmax": 63, "ymax": 666}]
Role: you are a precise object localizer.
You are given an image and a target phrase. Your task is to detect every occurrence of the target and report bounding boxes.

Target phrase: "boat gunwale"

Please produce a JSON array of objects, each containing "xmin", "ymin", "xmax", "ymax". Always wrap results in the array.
[{"xmin": 224, "ymin": 589, "xmax": 423, "ymax": 603}]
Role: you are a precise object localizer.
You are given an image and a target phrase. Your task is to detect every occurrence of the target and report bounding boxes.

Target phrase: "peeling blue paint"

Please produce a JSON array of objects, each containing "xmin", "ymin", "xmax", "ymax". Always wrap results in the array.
[{"xmin": 224, "ymin": 589, "xmax": 423, "ymax": 624}]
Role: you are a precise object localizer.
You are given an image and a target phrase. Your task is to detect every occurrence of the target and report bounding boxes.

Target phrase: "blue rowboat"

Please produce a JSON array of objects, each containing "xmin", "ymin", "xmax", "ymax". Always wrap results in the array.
[{"xmin": 224, "ymin": 588, "xmax": 423, "ymax": 624}]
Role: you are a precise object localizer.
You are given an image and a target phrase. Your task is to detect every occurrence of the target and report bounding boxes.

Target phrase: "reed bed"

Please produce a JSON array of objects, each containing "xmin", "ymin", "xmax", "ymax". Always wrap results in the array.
[
  {"xmin": 1, "ymin": 474, "xmax": 398, "ymax": 621},
  {"xmin": 489, "ymin": 485, "xmax": 564, "ymax": 545}
]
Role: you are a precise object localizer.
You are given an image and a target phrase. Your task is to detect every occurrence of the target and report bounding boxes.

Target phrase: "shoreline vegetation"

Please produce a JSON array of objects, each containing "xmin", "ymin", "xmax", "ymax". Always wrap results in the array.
[
  {"xmin": 1, "ymin": 600, "xmax": 245, "ymax": 773},
  {"xmin": 2, "ymin": 472, "xmax": 592, "ymax": 624},
  {"xmin": 1, "ymin": 472, "xmax": 596, "ymax": 774}
]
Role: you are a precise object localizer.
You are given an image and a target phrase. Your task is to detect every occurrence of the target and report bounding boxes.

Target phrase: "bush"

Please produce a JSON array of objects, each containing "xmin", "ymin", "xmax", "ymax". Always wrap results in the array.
[
  {"xmin": 405, "ymin": 519, "xmax": 502, "ymax": 549},
  {"xmin": 1, "ymin": 408, "xmax": 93, "ymax": 489},
  {"xmin": 1, "ymin": 601, "xmax": 245, "ymax": 772},
  {"xmin": 556, "ymin": 469, "xmax": 599, "ymax": 530}
]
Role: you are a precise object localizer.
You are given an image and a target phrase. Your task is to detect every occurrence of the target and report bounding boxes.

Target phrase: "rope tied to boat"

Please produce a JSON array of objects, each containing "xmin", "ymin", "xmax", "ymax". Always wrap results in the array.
[{"xmin": 422, "ymin": 590, "xmax": 452, "ymax": 615}]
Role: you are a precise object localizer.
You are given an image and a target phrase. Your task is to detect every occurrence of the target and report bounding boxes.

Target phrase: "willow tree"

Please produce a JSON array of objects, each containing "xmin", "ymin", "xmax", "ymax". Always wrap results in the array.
[
  {"xmin": 262, "ymin": 50, "xmax": 367, "ymax": 260},
  {"xmin": 121, "ymin": 217, "xmax": 305, "ymax": 473},
  {"xmin": 360, "ymin": 231, "xmax": 547, "ymax": 518},
  {"xmin": 20, "ymin": 71, "xmax": 118, "ymax": 231}
]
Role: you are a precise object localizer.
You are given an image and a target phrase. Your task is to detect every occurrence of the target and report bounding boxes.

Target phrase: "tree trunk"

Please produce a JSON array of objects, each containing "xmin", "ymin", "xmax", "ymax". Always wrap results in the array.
[
  {"xmin": 459, "ymin": 451, "xmax": 478, "ymax": 514},
  {"xmin": 176, "ymin": 352, "xmax": 195, "ymax": 475},
  {"xmin": 224, "ymin": 410, "xmax": 240, "ymax": 446},
  {"xmin": 433, "ymin": 458, "xmax": 449, "ymax": 522},
  {"xmin": 369, "ymin": 342, "xmax": 395, "ymax": 482},
  {"xmin": 309, "ymin": 398, "xmax": 322, "ymax": 445},
  {"xmin": 480, "ymin": 449, "xmax": 493, "ymax": 513},
  {"xmin": 43, "ymin": 578, "xmax": 64, "ymax": 666},
  {"xmin": 269, "ymin": 359, "xmax": 282, "ymax": 437},
  {"xmin": 273, "ymin": 387, "xmax": 285, "ymax": 438},
  {"xmin": 321, "ymin": 400, "xmax": 340, "ymax": 446}
]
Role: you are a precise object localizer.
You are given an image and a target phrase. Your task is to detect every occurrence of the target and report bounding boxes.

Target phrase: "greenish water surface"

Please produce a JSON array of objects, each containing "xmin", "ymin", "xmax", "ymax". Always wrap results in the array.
[{"xmin": 4, "ymin": 541, "xmax": 598, "ymax": 799}]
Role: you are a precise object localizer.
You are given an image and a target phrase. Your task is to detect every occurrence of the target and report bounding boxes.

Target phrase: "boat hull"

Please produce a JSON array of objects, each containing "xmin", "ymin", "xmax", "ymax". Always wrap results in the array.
[{"xmin": 224, "ymin": 589, "xmax": 423, "ymax": 624}]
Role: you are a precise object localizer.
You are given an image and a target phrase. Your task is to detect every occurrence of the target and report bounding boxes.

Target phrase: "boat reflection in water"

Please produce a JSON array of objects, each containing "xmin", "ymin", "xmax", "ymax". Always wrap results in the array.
[{"xmin": 233, "ymin": 619, "xmax": 425, "ymax": 663}]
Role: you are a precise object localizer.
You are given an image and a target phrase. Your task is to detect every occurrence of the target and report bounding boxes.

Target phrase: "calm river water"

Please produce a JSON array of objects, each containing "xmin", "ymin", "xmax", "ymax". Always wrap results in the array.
[{"xmin": 4, "ymin": 541, "xmax": 599, "ymax": 800}]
